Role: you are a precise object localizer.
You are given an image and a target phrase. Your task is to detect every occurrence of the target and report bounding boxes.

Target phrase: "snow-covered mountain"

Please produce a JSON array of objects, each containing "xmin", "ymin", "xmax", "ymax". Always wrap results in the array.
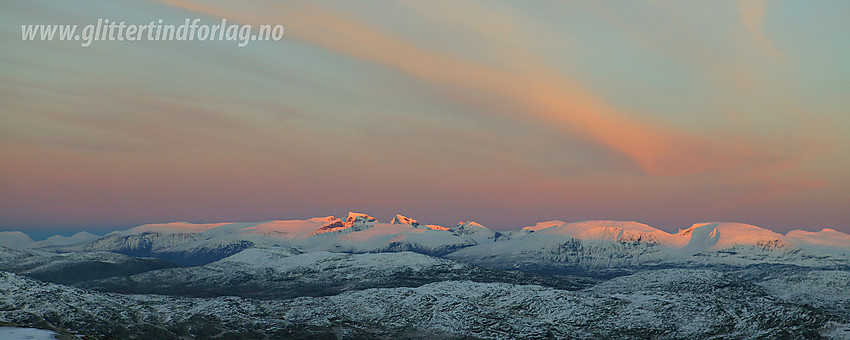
[
  {"xmin": 31, "ymin": 231, "xmax": 100, "ymax": 248},
  {"xmin": 0, "ymin": 231, "xmax": 35, "ymax": 250},
  {"xmin": 787, "ymin": 228, "xmax": 850, "ymax": 254},
  {"xmin": 5, "ymin": 215, "xmax": 849, "ymax": 270},
  {"xmin": 449, "ymin": 220, "xmax": 850, "ymax": 273},
  {"xmin": 41, "ymin": 213, "xmax": 497, "ymax": 264}
]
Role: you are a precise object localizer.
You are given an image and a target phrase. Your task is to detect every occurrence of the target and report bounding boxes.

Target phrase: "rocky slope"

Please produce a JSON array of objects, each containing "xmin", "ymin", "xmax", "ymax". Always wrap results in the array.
[
  {"xmin": 0, "ymin": 246, "xmax": 178, "ymax": 284},
  {"xmin": 78, "ymin": 249, "xmax": 596, "ymax": 298},
  {"xmin": 1, "ymin": 270, "xmax": 844, "ymax": 339}
]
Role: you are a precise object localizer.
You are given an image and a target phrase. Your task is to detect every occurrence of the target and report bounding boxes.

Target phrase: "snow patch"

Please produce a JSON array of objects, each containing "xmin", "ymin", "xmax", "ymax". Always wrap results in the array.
[{"xmin": 0, "ymin": 327, "xmax": 61, "ymax": 340}]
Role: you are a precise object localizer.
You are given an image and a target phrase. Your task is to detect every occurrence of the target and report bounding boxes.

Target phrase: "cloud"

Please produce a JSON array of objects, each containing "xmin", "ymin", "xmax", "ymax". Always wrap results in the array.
[
  {"xmin": 157, "ymin": 0, "xmax": 786, "ymax": 177},
  {"xmin": 738, "ymin": 0, "xmax": 782, "ymax": 58}
]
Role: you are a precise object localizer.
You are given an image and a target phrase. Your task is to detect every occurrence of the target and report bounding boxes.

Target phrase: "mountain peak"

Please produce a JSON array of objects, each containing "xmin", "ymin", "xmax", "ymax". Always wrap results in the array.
[
  {"xmin": 307, "ymin": 213, "xmax": 377, "ymax": 237},
  {"xmin": 682, "ymin": 222, "xmax": 790, "ymax": 250},
  {"xmin": 307, "ymin": 218, "xmax": 347, "ymax": 236},
  {"xmin": 452, "ymin": 221, "xmax": 497, "ymax": 243},
  {"xmin": 455, "ymin": 221, "xmax": 486, "ymax": 228},
  {"xmin": 391, "ymin": 214, "xmax": 420, "ymax": 227},
  {"xmin": 786, "ymin": 228, "xmax": 850, "ymax": 250},
  {"xmin": 346, "ymin": 212, "xmax": 377, "ymax": 225}
]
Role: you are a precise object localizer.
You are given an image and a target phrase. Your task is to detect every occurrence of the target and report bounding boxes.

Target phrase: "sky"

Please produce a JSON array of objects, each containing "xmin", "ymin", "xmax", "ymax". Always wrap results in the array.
[{"xmin": 1, "ymin": 0, "xmax": 849, "ymax": 238}]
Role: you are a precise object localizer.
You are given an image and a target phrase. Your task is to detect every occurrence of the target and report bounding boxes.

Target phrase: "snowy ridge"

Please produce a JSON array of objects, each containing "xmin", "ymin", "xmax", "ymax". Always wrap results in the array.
[
  {"xmin": 240, "ymin": 216, "xmax": 338, "ymax": 239},
  {"xmin": 524, "ymin": 220, "xmax": 686, "ymax": 246},
  {"xmin": 32, "ymin": 232, "xmax": 100, "ymax": 248},
  {"xmin": 122, "ymin": 221, "xmax": 232, "ymax": 235}
]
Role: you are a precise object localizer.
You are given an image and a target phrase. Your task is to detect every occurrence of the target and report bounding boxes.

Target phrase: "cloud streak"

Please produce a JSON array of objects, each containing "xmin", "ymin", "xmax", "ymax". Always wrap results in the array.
[
  {"xmin": 738, "ymin": 0, "xmax": 782, "ymax": 58},
  {"xmin": 159, "ymin": 0, "xmax": 779, "ymax": 176}
]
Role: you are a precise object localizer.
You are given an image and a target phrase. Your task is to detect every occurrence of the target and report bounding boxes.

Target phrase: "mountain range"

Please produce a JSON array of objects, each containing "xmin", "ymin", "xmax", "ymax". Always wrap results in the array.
[
  {"xmin": 1, "ymin": 212, "xmax": 848, "ymax": 339},
  {"xmin": 6, "ymin": 212, "xmax": 846, "ymax": 270}
]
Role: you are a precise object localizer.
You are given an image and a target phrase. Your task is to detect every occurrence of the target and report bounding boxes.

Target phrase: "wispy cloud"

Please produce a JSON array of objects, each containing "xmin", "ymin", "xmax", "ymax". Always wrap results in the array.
[
  {"xmin": 738, "ymin": 0, "xmax": 782, "ymax": 58},
  {"xmin": 158, "ymin": 0, "xmax": 782, "ymax": 177}
]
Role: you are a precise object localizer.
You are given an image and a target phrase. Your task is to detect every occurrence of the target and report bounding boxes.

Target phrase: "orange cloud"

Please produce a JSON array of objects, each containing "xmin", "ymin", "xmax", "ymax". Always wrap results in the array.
[
  {"xmin": 158, "ymin": 0, "xmax": 778, "ymax": 176},
  {"xmin": 738, "ymin": 0, "xmax": 782, "ymax": 58}
]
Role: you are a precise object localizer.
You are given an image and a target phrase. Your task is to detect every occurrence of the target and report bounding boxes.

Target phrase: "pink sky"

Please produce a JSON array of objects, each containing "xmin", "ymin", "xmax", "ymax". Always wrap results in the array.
[{"xmin": 1, "ymin": 0, "xmax": 848, "ymax": 236}]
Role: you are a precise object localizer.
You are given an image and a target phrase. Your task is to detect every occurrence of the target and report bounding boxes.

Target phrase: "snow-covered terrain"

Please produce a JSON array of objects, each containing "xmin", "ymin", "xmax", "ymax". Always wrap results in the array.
[
  {"xmin": 757, "ymin": 269, "xmax": 850, "ymax": 318},
  {"xmin": 0, "ymin": 246, "xmax": 177, "ymax": 284},
  {"xmin": 0, "ymin": 269, "xmax": 843, "ymax": 339},
  {"xmin": 2, "ymin": 214, "xmax": 848, "ymax": 338},
  {"xmin": 80, "ymin": 249, "xmax": 596, "ymax": 298},
  {"xmin": 787, "ymin": 228, "xmax": 850, "ymax": 254}
]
